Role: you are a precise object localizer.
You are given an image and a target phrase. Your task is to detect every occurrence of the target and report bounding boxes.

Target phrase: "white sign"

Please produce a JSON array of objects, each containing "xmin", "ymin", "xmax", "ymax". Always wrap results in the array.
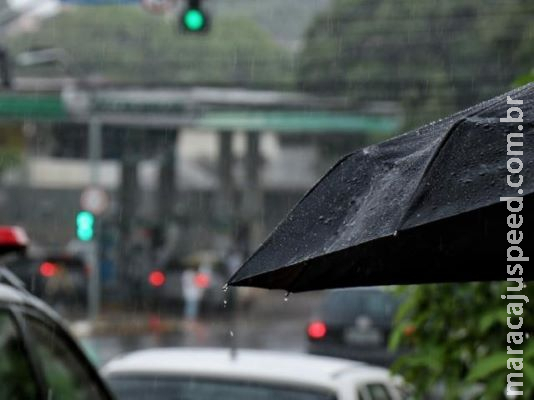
[
  {"xmin": 81, "ymin": 187, "xmax": 109, "ymax": 215},
  {"xmin": 141, "ymin": 0, "xmax": 173, "ymax": 14}
]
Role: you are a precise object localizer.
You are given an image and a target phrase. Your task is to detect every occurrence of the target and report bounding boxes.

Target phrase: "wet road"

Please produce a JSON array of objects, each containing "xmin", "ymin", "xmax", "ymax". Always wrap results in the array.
[{"xmin": 72, "ymin": 291, "xmax": 324, "ymax": 366}]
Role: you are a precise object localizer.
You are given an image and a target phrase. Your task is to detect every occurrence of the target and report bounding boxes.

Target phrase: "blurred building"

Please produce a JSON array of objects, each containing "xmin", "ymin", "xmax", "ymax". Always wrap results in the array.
[{"xmin": 0, "ymin": 78, "xmax": 401, "ymax": 279}]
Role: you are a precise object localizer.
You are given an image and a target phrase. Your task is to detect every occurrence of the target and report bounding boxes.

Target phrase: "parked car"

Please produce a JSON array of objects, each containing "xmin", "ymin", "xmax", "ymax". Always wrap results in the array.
[
  {"xmin": 307, "ymin": 288, "xmax": 404, "ymax": 367},
  {"xmin": 143, "ymin": 260, "xmax": 226, "ymax": 313},
  {"xmin": 0, "ymin": 226, "xmax": 113, "ymax": 399},
  {"xmin": 0, "ymin": 268, "xmax": 114, "ymax": 399},
  {"xmin": 102, "ymin": 347, "xmax": 406, "ymax": 400},
  {"xmin": 5, "ymin": 254, "xmax": 88, "ymax": 310}
]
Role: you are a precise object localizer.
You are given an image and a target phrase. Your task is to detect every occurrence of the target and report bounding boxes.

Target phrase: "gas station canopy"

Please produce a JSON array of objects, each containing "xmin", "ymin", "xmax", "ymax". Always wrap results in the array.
[{"xmin": 0, "ymin": 83, "xmax": 401, "ymax": 135}]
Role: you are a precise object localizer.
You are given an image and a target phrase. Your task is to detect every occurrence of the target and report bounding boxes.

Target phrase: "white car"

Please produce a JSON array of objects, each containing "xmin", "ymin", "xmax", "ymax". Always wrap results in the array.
[{"xmin": 101, "ymin": 347, "xmax": 406, "ymax": 400}]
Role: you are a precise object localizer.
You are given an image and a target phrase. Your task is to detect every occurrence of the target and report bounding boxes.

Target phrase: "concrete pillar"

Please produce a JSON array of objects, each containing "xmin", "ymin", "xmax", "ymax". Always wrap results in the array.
[
  {"xmin": 87, "ymin": 117, "xmax": 102, "ymax": 320},
  {"xmin": 242, "ymin": 131, "xmax": 263, "ymax": 251},
  {"xmin": 157, "ymin": 130, "xmax": 179, "ymax": 221},
  {"xmin": 117, "ymin": 139, "xmax": 139, "ymax": 281},
  {"xmin": 216, "ymin": 130, "xmax": 234, "ymax": 227}
]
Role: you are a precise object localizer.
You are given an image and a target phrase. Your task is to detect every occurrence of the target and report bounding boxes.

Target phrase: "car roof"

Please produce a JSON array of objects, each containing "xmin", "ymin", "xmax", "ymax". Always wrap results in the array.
[
  {"xmin": 0, "ymin": 279, "xmax": 65, "ymax": 326},
  {"xmin": 102, "ymin": 348, "xmax": 392, "ymax": 390},
  {"xmin": 0, "ymin": 282, "xmax": 27, "ymax": 304}
]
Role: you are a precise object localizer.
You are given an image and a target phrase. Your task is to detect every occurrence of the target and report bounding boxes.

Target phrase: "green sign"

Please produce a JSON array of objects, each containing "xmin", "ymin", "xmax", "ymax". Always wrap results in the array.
[
  {"xmin": 0, "ymin": 94, "xmax": 67, "ymax": 120},
  {"xmin": 199, "ymin": 111, "xmax": 401, "ymax": 134}
]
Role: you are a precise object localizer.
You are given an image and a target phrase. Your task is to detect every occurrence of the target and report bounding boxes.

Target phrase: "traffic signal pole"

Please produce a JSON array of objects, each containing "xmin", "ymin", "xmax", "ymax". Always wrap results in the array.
[{"xmin": 87, "ymin": 117, "xmax": 102, "ymax": 322}]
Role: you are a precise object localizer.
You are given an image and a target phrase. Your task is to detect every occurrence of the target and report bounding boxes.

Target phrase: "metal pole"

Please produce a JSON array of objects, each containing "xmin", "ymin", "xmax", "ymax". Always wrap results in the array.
[
  {"xmin": 243, "ymin": 131, "xmax": 263, "ymax": 250},
  {"xmin": 88, "ymin": 117, "xmax": 102, "ymax": 321}
]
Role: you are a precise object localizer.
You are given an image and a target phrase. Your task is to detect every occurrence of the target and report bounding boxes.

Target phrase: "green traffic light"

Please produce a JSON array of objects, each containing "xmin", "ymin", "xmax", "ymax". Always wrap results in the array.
[
  {"xmin": 183, "ymin": 8, "xmax": 206, "ymax": 31},
  {"xmin": 76, "ymin": 211, "xmax": 95, "ymax": 241}
]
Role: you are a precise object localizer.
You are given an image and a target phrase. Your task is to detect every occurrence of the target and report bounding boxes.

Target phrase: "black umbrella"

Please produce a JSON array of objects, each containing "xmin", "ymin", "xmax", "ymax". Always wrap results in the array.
[{"xmin": 228, "ymin": 83, "xmax": 534, "ymax": 292}]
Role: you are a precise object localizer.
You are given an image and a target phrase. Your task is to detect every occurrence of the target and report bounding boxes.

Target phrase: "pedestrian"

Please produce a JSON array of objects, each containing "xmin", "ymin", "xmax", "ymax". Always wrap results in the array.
[{"xmin": 181, "ymin": 268, "xmax": 202, "ymax": 320}]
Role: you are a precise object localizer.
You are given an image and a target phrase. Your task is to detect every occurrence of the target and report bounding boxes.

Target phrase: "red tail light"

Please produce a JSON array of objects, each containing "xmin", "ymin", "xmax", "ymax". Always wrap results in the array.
[
  {"xmin": 148, "ymin": 270, "xmax": 166, "ymax": 287},
  {"xmin": 39, "ymin": 262, "xmax": 58, "ymax": 278},
  {"xmin": 307, "ymin": 321, "xmax": 327, "ymax": 339},
  {"xmin": 194, "ymin": 272, "xmax": 210, "ymax": 289}
]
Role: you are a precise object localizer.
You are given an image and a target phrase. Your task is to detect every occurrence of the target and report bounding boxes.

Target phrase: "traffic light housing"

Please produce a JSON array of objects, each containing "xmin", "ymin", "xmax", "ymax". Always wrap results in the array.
[
  {"xmin": 179, "ymin": 0, "xmax": 209, "ymax": 33},
  {"xmin": 76, "ymin": 211, "xmax": 95, "ymax": 241}
]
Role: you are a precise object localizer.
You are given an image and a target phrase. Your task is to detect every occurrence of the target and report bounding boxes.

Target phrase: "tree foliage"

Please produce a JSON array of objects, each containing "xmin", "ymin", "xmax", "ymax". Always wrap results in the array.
[
  {"xmin": 391, "ymin": 283, "xmax": 534, "ymax": 399},
  {"xmin": 0, "ymin": 124, "xmax": 23, "ymax": 175},
  {"xmin": 8, "ymin": 6, "xmax": 293, "ymax": 87},
  {"xmin": 298, "ymin": 0, "xmax": 534, "ymax": 127}
]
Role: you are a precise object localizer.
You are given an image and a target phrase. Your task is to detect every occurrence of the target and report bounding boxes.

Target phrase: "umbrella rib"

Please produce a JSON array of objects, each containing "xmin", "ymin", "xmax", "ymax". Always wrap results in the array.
[
  {"xmin": 395, "ymin": 117, "xmax": 466, "ymax": 231},
  {"xmin": 228, "ymin": 153, "xmax": 355, "ymax": 286},
  {"xmin": 395, "ymin": 91, "xmax": 510, "ymax": 232}
]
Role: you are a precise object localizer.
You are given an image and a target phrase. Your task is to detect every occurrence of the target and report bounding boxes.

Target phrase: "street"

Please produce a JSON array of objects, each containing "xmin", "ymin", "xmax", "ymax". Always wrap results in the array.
[{"xmin": 73, "ymin": 291, "xmax": 324, "ymax": 366}]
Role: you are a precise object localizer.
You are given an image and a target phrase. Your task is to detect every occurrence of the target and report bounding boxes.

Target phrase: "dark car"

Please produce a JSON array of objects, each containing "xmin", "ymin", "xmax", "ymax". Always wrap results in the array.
[
  {"xmin": 6, "ymin": 254, "xmax": 88, "ymax": 311},
  {"xmin": 0, "ymin": 267, "xmax": 114, "ymax": 399},
  {"xmin": 307, "ymin": 288, "xmax": 403, "ymax": 367},
  {"xmin": 142, "ymin": 259, "xmax": 226, "ymax": 314}
]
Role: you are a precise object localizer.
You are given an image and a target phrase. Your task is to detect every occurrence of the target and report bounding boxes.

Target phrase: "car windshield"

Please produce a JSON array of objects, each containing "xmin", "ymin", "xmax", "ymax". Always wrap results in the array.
[{"xmin": 107, "ymin": 376, "xmax": 337, "ymax": 400}]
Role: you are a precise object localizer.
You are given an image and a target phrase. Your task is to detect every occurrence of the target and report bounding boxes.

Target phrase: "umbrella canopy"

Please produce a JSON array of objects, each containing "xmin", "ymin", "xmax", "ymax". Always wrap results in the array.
[{"xmin": 228, "ymin": 83, "xmax": 534, "ymax": 292}]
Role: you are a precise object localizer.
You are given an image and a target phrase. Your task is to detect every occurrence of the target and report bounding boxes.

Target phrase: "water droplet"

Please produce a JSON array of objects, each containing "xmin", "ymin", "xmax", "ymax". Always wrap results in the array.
[
  {"xmin": 393, "ymin": 230, "xmax": 398, "ymax": 237},
  {"xmin": 230, "ymin": 330, "xmax": 234, "ymax": 337},
  {"xmin": 284, "ymin": 291, "xmax": 291, "ymax": 302},
  {"xmin": 223, "ymin": 299, "xmax": 228, "ymax": 308},
  {"xmin": 222, "ymin": 284, "xmax": 229, "ymax": 292}
]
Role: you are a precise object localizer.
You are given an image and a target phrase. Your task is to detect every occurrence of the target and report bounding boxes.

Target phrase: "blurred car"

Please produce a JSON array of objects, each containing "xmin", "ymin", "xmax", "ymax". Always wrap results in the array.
[
  {"xmin": 6, "ymin": 254, "xmax": 88, "ymax": 310},
  {"xmin": 0, "ymin": 225, "xmax": 112, "ymax": 398},
  {"xmin": 102, "ymin": 348, "xmax": 405, "ymax": 400},
  {"xmin": 0, "ymin": 226, "xmax": 29, "ymax": 257},
  {"xmin": 0, "ymin": 268, "xmax": 113, "ymax": 399},
  {"xmin": 143, "ymin": 261, "xmax": 226, "ymax": 313},
  {"xmin": 307, "ymin": 288, "xmax": 403, "ymax": 367}
]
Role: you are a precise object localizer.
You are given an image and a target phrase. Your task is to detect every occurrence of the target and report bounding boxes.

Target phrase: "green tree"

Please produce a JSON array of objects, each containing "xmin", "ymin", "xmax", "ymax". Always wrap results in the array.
[
  {"xmin": 390, "ymin": 283, "xmax": 534, "ymax": 399},
  {"xmin": 298, "ymin": 0, "xmax": 534, "ymax": 128},
  {"xmin": 0, "ymin": 124, "xmax": 23, "ymax": 175},
  {"xmin": 8, "ymin": 6, "xmax": 293, "ymax": 87}
]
